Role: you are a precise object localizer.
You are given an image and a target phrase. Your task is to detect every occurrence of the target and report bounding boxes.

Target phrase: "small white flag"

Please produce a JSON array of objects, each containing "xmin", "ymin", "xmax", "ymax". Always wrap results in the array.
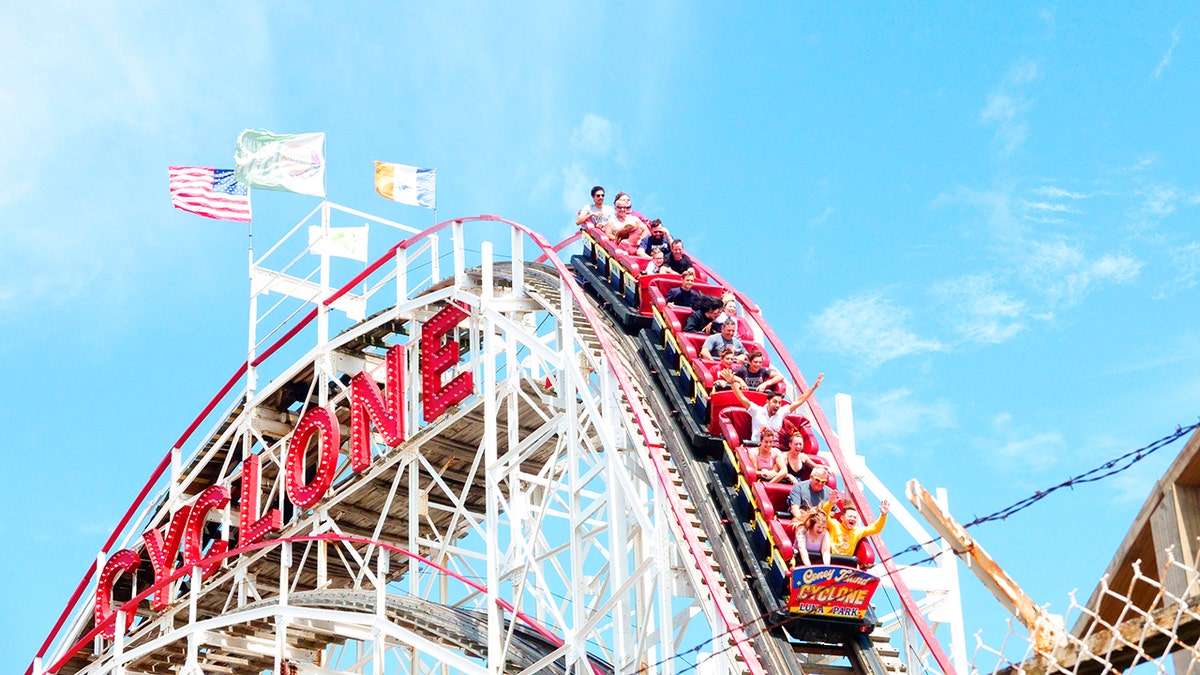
[{"xmin": 308, "ymin": 225, "xmax": 369, "ymax": 262}]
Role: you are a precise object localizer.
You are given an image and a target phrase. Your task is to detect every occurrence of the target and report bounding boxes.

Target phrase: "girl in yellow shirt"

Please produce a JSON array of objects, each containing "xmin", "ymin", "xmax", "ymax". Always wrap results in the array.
[{"xmin": 822, "ymin": 499, "xmax": 890, "ymax": 558}]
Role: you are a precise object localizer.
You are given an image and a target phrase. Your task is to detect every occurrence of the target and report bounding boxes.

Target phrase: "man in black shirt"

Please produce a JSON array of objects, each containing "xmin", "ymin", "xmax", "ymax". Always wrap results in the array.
[
  {"xmin": 665, "ymin": 238, "xmax": 693, "ymax": 274},
  {"xmin": 684, "ymin": 295, "xmax": 724, "ymax": 334}
]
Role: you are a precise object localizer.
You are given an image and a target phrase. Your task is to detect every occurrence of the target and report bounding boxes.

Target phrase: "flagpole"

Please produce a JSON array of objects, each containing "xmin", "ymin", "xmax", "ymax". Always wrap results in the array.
[{"xmin": 246, "ymin": 190, "xmax": 257, "ymax": 399}]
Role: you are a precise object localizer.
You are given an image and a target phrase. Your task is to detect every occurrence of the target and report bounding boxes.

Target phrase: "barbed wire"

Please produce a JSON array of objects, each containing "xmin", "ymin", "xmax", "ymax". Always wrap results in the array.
[{"xmin": 880, "ymin": 419, "xmax": 1200, "ymax": 568}]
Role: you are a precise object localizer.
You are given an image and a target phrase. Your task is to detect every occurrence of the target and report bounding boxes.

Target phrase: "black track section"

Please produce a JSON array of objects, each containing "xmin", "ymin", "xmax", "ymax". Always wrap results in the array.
[{"xmin": 570, "ymin": 253, "xmax": 895, "ymax": 675}]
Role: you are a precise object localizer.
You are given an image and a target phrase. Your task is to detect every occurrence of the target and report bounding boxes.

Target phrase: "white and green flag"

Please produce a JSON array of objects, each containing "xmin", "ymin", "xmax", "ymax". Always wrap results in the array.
[
  {"xmin": 234, "ymin": 130, "xmax": 326, "ymax": 197},
  {"xmin": 308, "ymin": 225, "xmax": 369, "ymax": 262}
]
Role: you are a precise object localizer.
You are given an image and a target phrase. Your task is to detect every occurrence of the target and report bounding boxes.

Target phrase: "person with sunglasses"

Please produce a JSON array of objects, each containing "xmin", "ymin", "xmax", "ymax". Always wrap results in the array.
[
  {"xmin": 606, "ymin": 192, "xmax": 649, "ymax": 252},
  {"xmin": 787, "ymin": 465, "xmax": 836, "ymax": 519},
  {"xmin": 576, "ymin": 185, "xmax": 615, "ymax": 230}
]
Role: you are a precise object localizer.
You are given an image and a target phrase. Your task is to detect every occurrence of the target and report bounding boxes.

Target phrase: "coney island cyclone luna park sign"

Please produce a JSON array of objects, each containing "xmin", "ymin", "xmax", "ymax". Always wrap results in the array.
[{"xmin": 93, "ymin": 302, "xmax": 475, "ymax": 639}]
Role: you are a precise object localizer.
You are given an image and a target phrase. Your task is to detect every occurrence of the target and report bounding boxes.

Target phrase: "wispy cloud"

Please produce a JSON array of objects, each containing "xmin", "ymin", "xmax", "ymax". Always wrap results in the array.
[
  {"xmin": 1021, "ymin": 239, "xmax": 1142, "ymax": 310},
  {"xmin": 1125, "ymin": 153, "xmax": 1158, "ymax": 172},
  {"xmin": 854, "ymin": 388, "xmax": 955, "ymax": 454},
  {"xmin": 810, "ymin": 293, "xmax": 943, "ymax": 368},
  {"xmin": 939, "ymin": 184, "xmax": 1143, "ymax": 320},
  {"xmin": 935, "ymin": 275, "xmax": 1027, "ymax": 344},
  {"xmin": 560, "ymin": 113, "xmax": 622, "ymax": 212},
  {"xmin": 1032, "ymin": 186, "xmax": 1090, "ymax": 200},
  {"xmin": 809, "ymin": 205, "xmax": 834, "ymax": 227},
  {"xmin": 570, "ymin": 114, "xmax": 617, "ymax": 156},
  {"xmin": 977, "ymin": 412, "xmax": 1066, "ymax": 473},
  {"xmin": 1163, "ymin": 241, "xmax": 1200, "ymax": 294},
  {"xmin": 1020, "ymin": 200, "xmax": 1080, "ymax": 215},
  {"xmin": 1153, "ymin": 25, "xmax": 1181, "ymax": 80},
  {"xmin": 0, "ymin": 226, "xmax": 104, "ymax": 314},
  {"xmin": 980, "ymin": 60, "xmax": 1038, "ymax": 157},
  {"xmin": 1127, "ymin": 183, "xmax": 1178, "ymax": 233},
  {"xmin": 0, "ymin": 3, "xmax": 272, "ymax": 316}
]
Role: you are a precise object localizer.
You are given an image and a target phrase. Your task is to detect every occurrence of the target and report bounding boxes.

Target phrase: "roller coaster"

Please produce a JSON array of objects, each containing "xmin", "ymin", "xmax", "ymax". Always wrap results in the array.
[{"xmin": 26, "ymin": 203, "xmax": 966, "ymax": 675}]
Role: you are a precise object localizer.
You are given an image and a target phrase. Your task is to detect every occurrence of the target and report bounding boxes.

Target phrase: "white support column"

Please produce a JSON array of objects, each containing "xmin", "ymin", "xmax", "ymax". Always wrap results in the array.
[
  {"xmin": 453, "ymin": 220, "xmax": 465, "ymax": 289},
  {"xmin": 318, "ymin": 201, "xmax": 332, "ymax": 406},
  {"xmin": 188, "ymin": 565, "xmax": 201, "ymax": 669},
  {"xmin": 607, "ymin": 431, "xmax": 631, "ymax": 670},
  {"xmin": 560, "ymin": 278, "xmax": 587, "ymax": 674},
  {"xmin": 510, "ymin": 227, "xmax": 525, "ymax": 299},
  {"xmin": 408, "ymin": 456, "xmax": 420, "ymax": 597},
  {"xmin": 483, "ymin": 241, "xmax": 503, "ymax": 675},
  {"xmin": 936, "ymin": 487, "xmax": 969, "ymax": 674},
  {"xmin": 654, "ymin": 476, "xmax": 675, "ymax": 675},
  {"xmin": 395, "ymin": 246, "xmax": 408, "ymax": 312},
  {"xmin": 430, "ymin": 233, "xmax": 440, "ymax": 284},
  {"xmin": 247, "ymin": 243, "xmax": 258, "ymax": 397},
  {"xmin": 375, "ymin": 551, "xmax": 389, "ymax": 675},
  {"xmin": 276, "ymin": 543, "xmax": 291, "ymax": 675},
  {"xmin": 113, "ymin": 609, "xmax": 126, "ymax": 675}
]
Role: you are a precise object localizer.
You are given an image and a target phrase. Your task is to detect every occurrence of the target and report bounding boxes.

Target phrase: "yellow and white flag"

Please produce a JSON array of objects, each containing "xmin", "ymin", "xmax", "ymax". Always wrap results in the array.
[{"xmin": 375, "ymin": 161, "xmax": 436, "ymax": 208}]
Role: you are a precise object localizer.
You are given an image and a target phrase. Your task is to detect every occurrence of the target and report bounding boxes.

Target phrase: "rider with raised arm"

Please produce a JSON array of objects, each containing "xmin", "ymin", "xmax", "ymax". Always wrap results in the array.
[{"xmin": 730, "ymin": 373, "xmax": 823, "ymax": 446}]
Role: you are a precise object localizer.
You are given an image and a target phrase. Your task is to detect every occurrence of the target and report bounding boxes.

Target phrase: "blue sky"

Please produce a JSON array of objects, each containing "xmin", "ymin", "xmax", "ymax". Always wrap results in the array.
[{"xmin": 4, "ymin": 2, "xmax": 1200, "ymax": 671}]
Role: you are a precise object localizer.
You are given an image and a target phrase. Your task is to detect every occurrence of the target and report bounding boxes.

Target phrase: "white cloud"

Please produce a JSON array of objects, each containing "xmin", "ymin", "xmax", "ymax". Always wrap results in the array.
[
  {"xmin": 980, "ymin": 93, "xmax": 1030, "ymax": 156},
  {"xmin": 809, "ymin": 205, "xmax": 834, "ymax": 227},
  {"xmin": 569, "ymin": 114, "xmax": 616, "ymax": 157},
  {"xmin": 810, "ymin": 293, "xmax": 943, "ymax": 368},
  {"xmin": 1126, "ymin": 154, "xmax": 1158, "ymax": 172},
  {"xmin": 1164, "ymin": 242, "xmax": 1200, "ymax": 293},
  {"xmin": 978, "ymin": 413, "xmax": 1066, "ymax": 472},
  {"xmin": 1032, "ymin": 186, "xmax": 1089, "ymax": 200},
  {"xmin": 1020, "ymin": 200, "xmax": 1079, "ymax": 214},
  {"xmin": 560, "ymin": 114, "xmax": 623, "ymax": 214},
  {"xmin": 560, "ymin": 161, "xmax": 593, "ymax": 213},
  {"xmin": 0, "ymin": 226, "xmax": 104, "ymax": 314},
  {"xmin": 1128, "ymin": 184, "xmax": 1178, "ymax": 232},
  {"xmin": 979, "ymin": 60, "xmax": 1038, "ymax": 157},
  {"xmin": 942, "ymin": 185, "xmax": 1025, "ymax": 243},
  {"xmin": 935, "ymin": 275, "xmax": 1027, "ymax": 344},
  {"xmin": 1021, "ymin": 240, "xmax": 1141, "ymax": 309},
  {"xmin": 1006, "ymin": 59, "xmax": 1039, "ymax": 87},
  {"xmin": 853, "ymin": 388, "xmax": 955, "ymax": 454},
  {"xmin": 993, "ymin": 431, "xmax": 1065, "ymax": 471},
  {"xmin": 1153, "ymin": 25, "xmax": 1181, "ymax": 80},
  {"xmin": 0, "ymin": 3, "xmax": 271, "ymax": 315}
]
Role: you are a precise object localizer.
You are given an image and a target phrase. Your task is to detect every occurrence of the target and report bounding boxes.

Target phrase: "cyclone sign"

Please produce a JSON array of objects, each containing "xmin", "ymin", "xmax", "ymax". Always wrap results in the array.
[{"xmin": 787, "ymin": 564, "xmax": 880, "ymax": 619}]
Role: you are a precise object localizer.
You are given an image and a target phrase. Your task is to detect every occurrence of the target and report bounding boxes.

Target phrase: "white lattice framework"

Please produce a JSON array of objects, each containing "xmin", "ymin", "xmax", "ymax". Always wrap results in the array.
[{"xmin": 34, "ymin": 207, "xmax": 756, "ymax": 675}]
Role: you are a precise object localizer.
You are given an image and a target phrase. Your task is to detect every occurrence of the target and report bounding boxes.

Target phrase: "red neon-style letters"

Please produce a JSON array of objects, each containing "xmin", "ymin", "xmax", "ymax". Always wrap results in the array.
[
  {"xmin": 348, "ymin": 344, "xmax": 406, "ymax": 471},
  {"xmin": 285, "ymin": 406, "xmax": 341, "ymax": 509},
  {"xmin": 94, "ymin": 548, "xmax": 141, "ymax": 639},
  {"xmin": 421, "ymin": 303, "xmax": 474, "ymax": 421},
  {"xmin": 238, "ymin": 454, "xmax": 281, "ymax": 548},
  {"xmin": 142, "ymin": 506, "xmax": 190, "ymax": 611},
  {"xmin": 183, "ymin": 485, "xmax": 230, "ymax": 579}
]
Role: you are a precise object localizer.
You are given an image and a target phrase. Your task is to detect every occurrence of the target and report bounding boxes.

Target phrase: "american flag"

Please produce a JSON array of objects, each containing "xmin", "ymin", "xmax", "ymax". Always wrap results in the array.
[{"xmin": 168, "ymin": 166, "xmax": 252, "ymax": 223}]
